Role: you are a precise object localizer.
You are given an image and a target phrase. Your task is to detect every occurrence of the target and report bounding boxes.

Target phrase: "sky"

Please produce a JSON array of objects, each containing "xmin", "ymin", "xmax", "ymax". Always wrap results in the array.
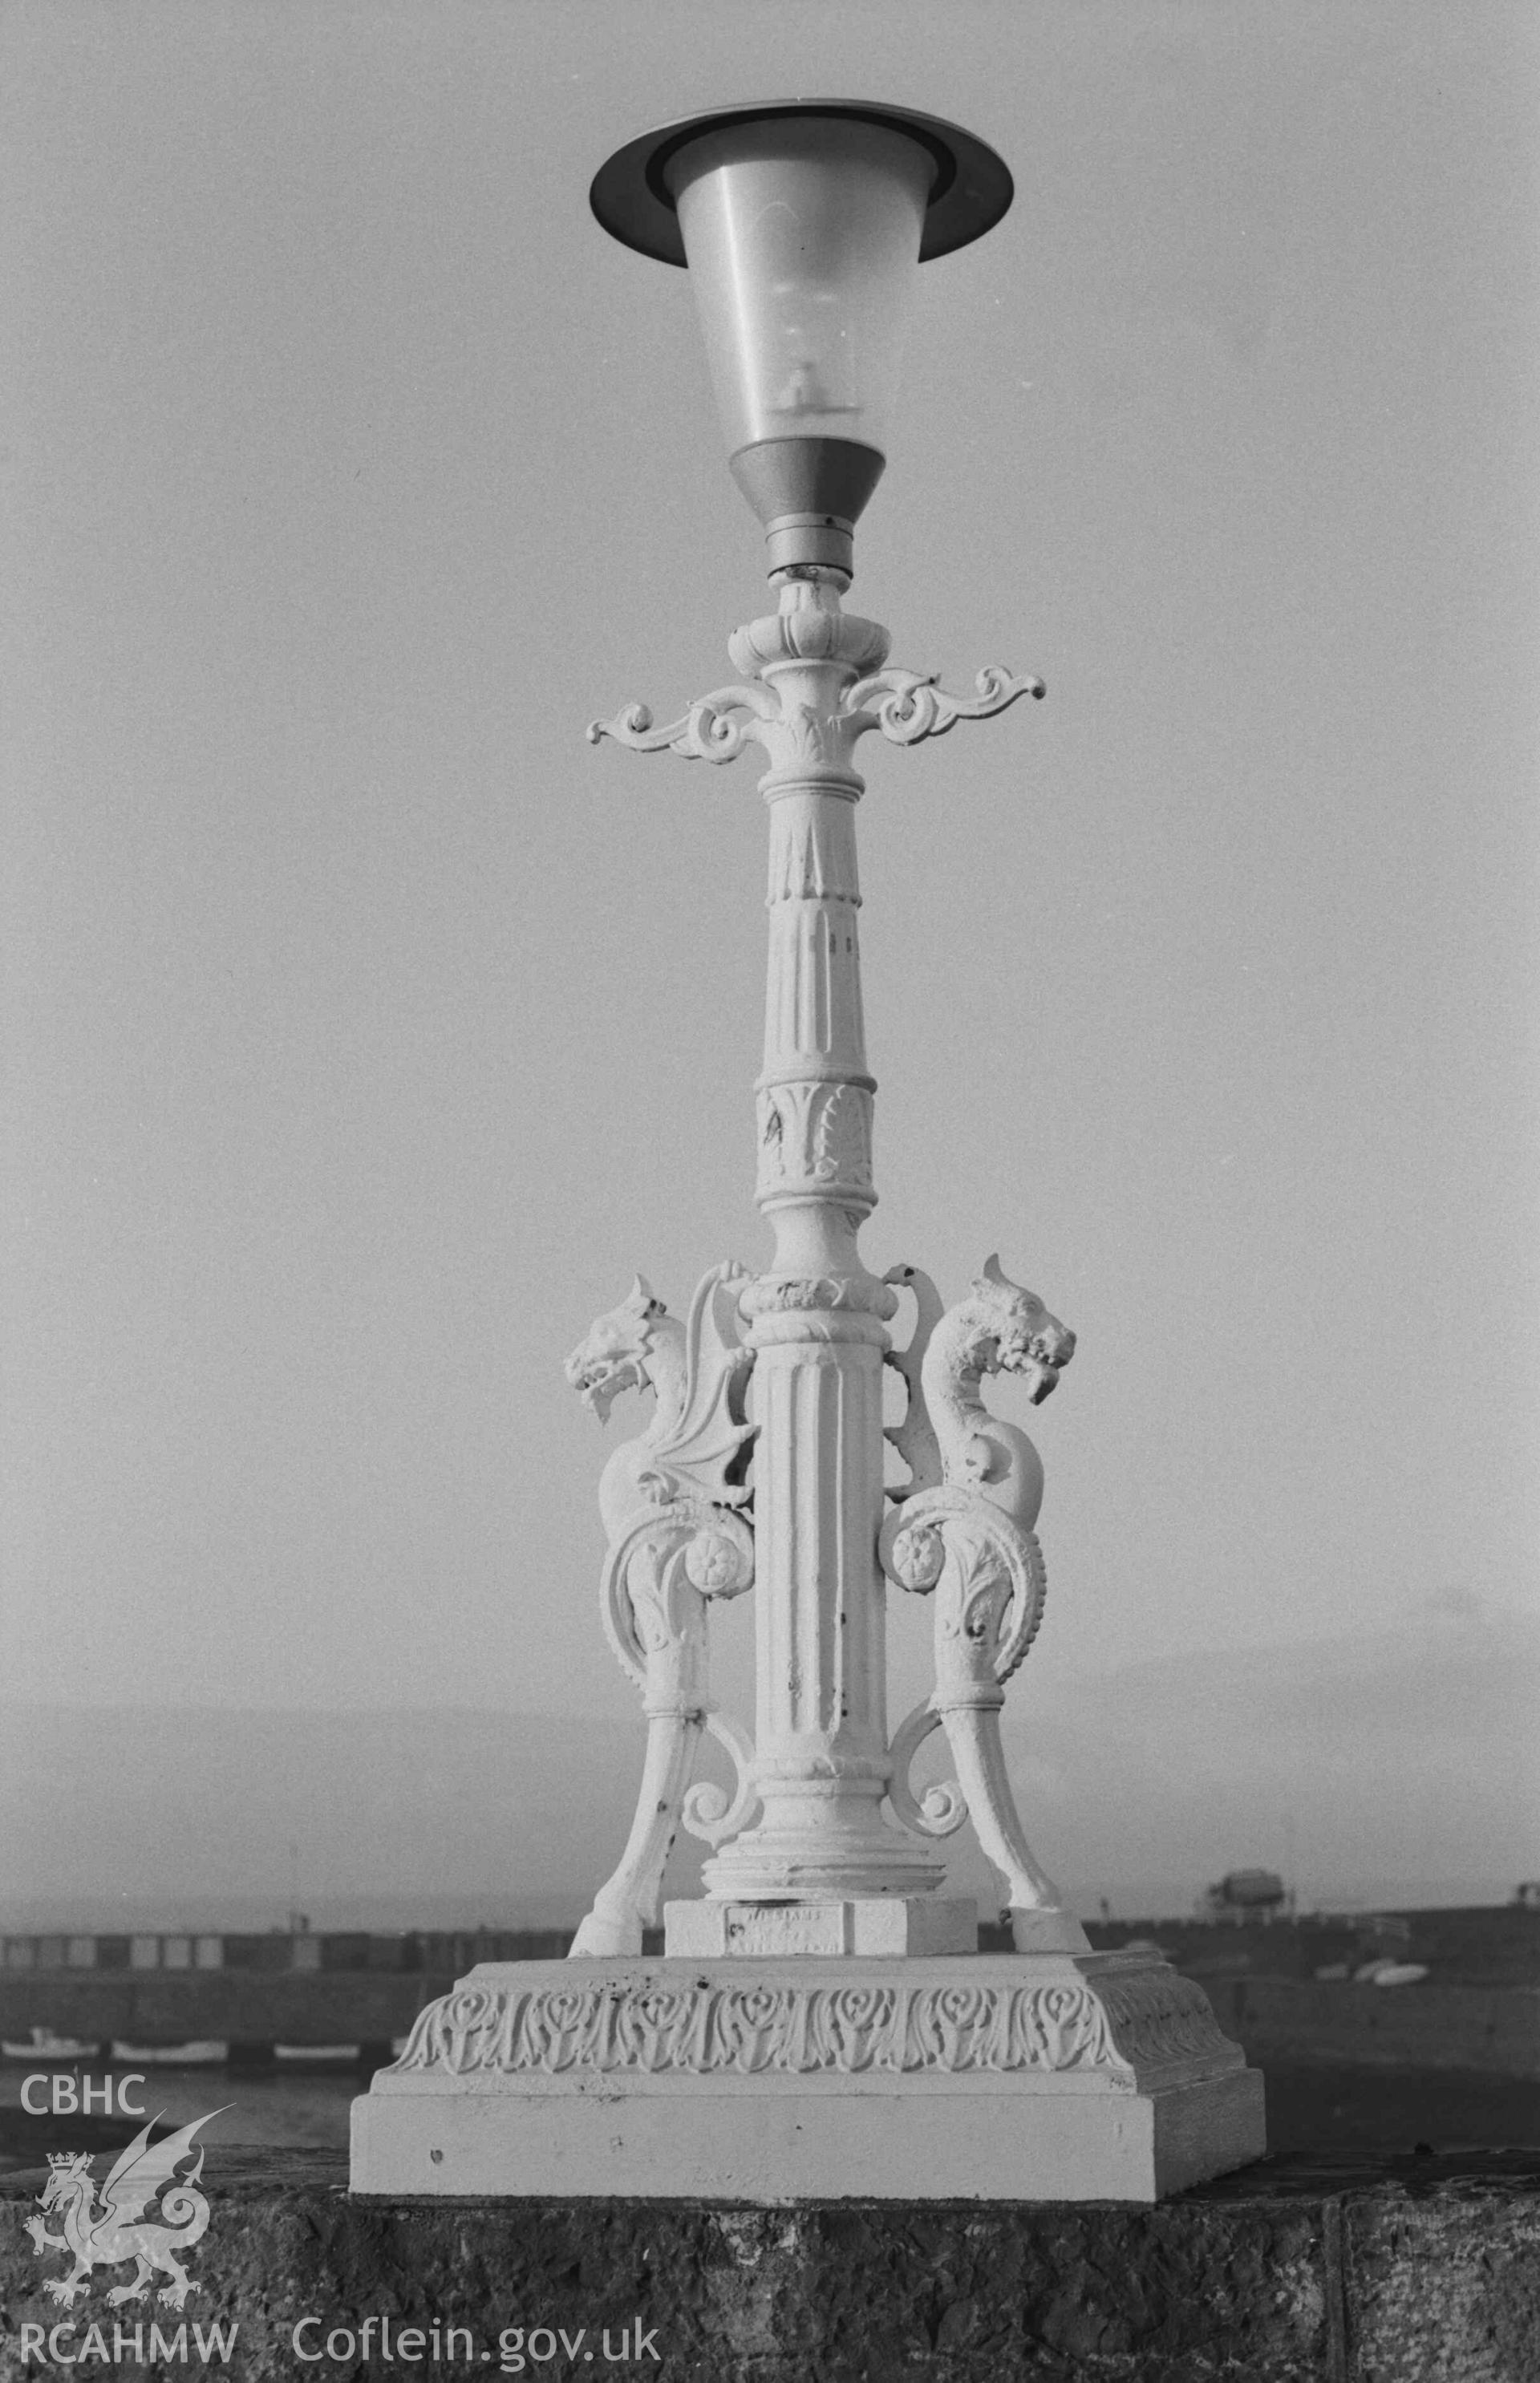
[{"xmin": 2, "ymin": 1, "xmax": 1536, "ymax": 1919}]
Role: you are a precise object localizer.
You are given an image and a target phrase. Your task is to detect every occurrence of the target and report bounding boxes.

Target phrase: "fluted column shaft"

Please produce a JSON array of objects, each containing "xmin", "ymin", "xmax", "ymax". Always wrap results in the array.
[{"xmin": 703, "ymin": 581, "xmax": 943, "ymax": 1899}]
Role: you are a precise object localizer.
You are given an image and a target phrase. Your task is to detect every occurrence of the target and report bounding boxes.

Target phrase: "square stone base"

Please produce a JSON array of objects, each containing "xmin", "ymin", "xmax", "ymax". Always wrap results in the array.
[
  {"xmin": 353, "ymin": 2066, "xmax": 1263, "ymax": 2203},
  {"xmin": 663, "ymin": 1895, "xmax": 978, "ymax": 1958},
  {"xmin": 352, "ymin": 1952, "xmax": 1266, "ymax": 2204}
]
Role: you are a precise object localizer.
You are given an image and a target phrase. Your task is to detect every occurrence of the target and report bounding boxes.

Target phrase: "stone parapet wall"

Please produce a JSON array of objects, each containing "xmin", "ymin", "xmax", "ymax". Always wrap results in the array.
[{"xmin": 1, "ymin": 2148, "xmax": 1536, "ymax": 2381}]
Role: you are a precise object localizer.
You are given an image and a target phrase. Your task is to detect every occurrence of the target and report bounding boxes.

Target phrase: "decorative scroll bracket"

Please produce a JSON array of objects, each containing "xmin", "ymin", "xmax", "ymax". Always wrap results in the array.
[
  {"xmin": 585, "ymin": 686, "xmax": 778, "ymax": 768},
  {"xmin": 840, "ymin": 665, "xmax": 1044, "ymax": 749},
  {"xmin": 587, "ymin": 578, "xmax": 1044, "ymax": 783},
  {"xmin": 880, "ymin": 1491, "xmax": 1076, "ymax": 1943},
  {"xmin": 564, "ymin": 1263, "xmax": 760, "ymax": 1957},
  {"xmin": 876, "ymin": 1257, "xmax": 1087, "ymax": 1953}
]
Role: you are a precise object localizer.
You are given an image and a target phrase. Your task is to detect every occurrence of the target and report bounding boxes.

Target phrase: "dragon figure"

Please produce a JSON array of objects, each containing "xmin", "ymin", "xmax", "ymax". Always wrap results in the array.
[
  {"xmin": 563, "ymin": 1262, "xmax": 759, "ymax": 1956},
  {"xmin": 880, "ymin": 1257, "xmax": 1088, "ymax": 1952},
  {"xmin": 25, "ymin": 2109, "xmax": 225, "ymax": 2309}
]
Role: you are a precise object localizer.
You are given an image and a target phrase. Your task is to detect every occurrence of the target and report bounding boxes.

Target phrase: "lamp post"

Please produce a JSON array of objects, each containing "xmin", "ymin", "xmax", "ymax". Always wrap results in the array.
[
  {"xmin": 352, "ymin": 101, "xmax": 1264, "ymax": 2202},
  {"xmin": 575, "ymin": 100, "xmax": 1080, "ymax": 1955}
]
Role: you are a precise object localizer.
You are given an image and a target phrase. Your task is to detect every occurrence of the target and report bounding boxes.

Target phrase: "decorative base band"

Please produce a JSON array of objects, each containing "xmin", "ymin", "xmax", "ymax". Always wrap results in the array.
[
  {"xmin": 699, "ymin": 1815, "xmax": 946, "ymax": 1903},
  {"xmin": 351, "ymin": 1952, "xmax": 1265, "ymax": 2203},
  {"xmin": 663, "ymin": 1895, "xmax": 978, "ymax": 1959}
]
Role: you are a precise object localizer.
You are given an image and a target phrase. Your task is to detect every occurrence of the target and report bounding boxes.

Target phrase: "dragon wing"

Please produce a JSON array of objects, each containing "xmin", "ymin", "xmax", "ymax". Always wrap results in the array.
[
  {"xmin": 653, "ymin": 1260, "xmax": 756, "ymax": 1502},
  {"xmin": 883, "ymin": 1264, "xmax": 944, "ymax": 1497},
  {"xmin": 99, "ymin": 2107, "xmax": 230, "ymax": 2227}
]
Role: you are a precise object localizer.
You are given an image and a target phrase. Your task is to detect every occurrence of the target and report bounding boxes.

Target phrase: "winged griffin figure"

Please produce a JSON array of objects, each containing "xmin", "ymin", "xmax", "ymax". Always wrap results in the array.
[
  {"xmin": 563, "ymin": 1262, "xmax": 758, "ymax": 1955},
  {"xmin": 25, "ymin": 2109, "xmax": 225, "ymax": 2308},
  {"xmin": 879, "ymin": 1256, "xmax": 1087, "ymax": 1951}
]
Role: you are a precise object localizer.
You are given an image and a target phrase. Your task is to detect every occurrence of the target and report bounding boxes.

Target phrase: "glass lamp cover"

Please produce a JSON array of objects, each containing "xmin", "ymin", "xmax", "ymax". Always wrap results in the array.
[{"xmin": 665, "ymin": 116, "xmax": 934, "ymax": 468}]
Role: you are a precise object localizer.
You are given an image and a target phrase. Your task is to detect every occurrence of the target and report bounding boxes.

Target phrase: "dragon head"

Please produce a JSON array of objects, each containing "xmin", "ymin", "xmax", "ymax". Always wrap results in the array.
[
  {"xmin": 564, "ymin": 1276, "xmax": 671, "ymax": 1425},
  {"xmin": 38, "ymin": 2153, "xmax": 91, "ymax": 2207},
  {"xmin": 968, "ymin": 1254, "xmax": 1076, "ymax": 1404}
]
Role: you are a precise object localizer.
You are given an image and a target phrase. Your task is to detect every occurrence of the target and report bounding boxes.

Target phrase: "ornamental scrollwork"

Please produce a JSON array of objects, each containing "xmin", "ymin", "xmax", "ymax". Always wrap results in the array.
[
  {"xmin": 884, "ymin": 1699, "xmax": 969, "ymax": 1842},
  {"xmin": 588, "ymin": 581, "xmax": 1044, "ymax": 783},
  {"xmin": 881, "ymin": 1492, "xmax": 1048, "ymax": 1691},
  {"xmin": 680, "ymin": 1709, "xmax": 760, "ymax": 1848},
  {"xmin": 586, "ymin": 686, "xmax": 777, "ymax": 767},
  {"xmin": 841, "ymin": 665, "xmax": 1045, "ymax": 748},
  {"xmin": 389, "ymin": 1976, "xmax": 1152, "ymax": 2081},
  {"xmin": 564, "ymin": 1263, "xmax": 760, "ymax": 1955},
  {"xmin": 878, "ymin": 1257, "xmax": 1083, "ymax": 1951}
]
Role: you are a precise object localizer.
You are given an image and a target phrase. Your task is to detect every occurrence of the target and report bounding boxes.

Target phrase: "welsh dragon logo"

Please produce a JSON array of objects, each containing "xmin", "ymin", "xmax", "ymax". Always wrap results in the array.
[{"xmin": 24, "ymin": 2109, "xmax": 225, "ymax": 2309}]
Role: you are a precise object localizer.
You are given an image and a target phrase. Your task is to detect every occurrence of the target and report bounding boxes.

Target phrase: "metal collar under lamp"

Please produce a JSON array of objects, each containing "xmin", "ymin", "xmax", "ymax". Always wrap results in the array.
[{"xmin": 590, "ymin": 101, "xmax": 1014, "ymax": 576}]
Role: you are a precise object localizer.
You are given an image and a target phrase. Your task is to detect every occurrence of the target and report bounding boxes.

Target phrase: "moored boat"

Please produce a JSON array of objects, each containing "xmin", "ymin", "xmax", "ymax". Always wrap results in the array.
[
  {"xmin": 110, "ymin": 2040, "xmax": 227, "ymax": 2065},
  {"xmin": 1, "ymin": 2026, "xmax": 105, "ymax": 2061}
]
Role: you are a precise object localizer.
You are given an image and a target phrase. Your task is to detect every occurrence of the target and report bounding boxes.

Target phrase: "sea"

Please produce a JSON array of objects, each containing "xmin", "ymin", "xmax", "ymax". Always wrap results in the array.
[{"xmin": 0, "ymin": 2062, "xmax": 357, "ymax": 2156}]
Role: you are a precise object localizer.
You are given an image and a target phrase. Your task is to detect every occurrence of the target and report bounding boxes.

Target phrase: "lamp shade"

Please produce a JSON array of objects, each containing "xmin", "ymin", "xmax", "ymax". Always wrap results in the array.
[
  {"xmin": 667, "ymin": 116, "xmax": 930, "ymax": 482},
  {"xmin": 592, "ymin": 102, "xmax": 1013, "ymax": 573}
]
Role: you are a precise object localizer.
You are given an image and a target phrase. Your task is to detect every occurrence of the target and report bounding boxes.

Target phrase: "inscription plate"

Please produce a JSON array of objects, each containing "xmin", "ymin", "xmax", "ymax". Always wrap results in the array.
[{"xmin": 728, "ymin": 1906, "xmax": 847, "ymax": 1956}]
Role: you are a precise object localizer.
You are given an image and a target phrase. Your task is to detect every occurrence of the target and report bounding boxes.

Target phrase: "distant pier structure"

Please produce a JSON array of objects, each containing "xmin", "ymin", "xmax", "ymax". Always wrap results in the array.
[{"xmin": 1203, "ymin": 1869, "xmax": 1290, "ymax": 1923}]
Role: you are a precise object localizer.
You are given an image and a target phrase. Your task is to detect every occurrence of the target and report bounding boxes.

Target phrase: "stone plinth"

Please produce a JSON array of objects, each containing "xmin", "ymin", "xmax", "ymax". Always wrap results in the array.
[{"xmin": 350, "ymin": 1950, "xmax": 1265, "ymax": 2203}]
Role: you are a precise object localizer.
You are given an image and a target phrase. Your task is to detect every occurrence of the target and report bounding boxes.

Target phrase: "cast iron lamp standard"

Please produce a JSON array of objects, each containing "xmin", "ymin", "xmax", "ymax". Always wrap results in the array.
[
  {"xmin": 578, "ymin": 101, "xmax": 1081, "ymax": 1954},
  {"xmin": 351, "ymin": 102, "xmax": 1265, "ymax": 2202}
]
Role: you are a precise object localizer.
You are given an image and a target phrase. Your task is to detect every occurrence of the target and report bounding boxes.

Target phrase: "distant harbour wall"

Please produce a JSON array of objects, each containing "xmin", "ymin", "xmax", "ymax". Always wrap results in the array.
[
  {"xmin": 0, "ymin": 1930, "xmax": 576, "ymax": 2054},
  {"xmin": 0, "ymin": 1927, "xmax": 562, "ymax": 1977}
]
